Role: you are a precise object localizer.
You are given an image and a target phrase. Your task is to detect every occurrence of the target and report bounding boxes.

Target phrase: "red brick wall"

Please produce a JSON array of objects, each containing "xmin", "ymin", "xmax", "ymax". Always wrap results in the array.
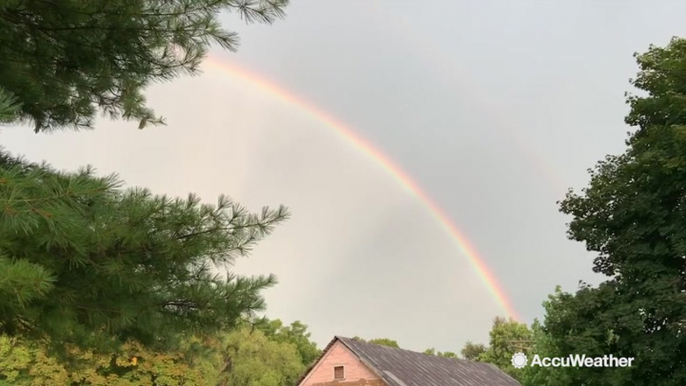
[{"xmin": 300, "ymin": 341, "xmax": 383, "ymax": 386}]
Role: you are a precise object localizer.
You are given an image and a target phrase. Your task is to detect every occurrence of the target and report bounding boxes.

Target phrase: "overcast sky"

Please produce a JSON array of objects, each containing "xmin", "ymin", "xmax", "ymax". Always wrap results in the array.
[{"xmin": 3, "ymin": 0, "xmax": 686, "ymax": 354}]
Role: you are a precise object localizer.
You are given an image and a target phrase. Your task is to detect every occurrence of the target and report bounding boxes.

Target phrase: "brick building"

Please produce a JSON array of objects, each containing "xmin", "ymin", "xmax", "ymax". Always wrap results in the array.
[{"xmin": 296, "ymin": 336, "xmax": 520, "ymax": 386}]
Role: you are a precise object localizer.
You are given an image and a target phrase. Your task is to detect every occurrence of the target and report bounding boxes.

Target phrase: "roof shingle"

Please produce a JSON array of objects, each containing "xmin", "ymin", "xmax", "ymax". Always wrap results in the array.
[{"xmin": 334, "ymin": 336, "xmax": 521, "ymax": 386}]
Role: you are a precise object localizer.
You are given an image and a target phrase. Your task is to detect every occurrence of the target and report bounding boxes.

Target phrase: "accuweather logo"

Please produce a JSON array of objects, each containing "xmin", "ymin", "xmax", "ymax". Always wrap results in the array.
[
  {"xmin": 511, "ymin": 353, "xmax": 635, "ymax": 368},
  {"xmin": 511, "ymin": 352, "xmax": 528, "ymax": 369}
]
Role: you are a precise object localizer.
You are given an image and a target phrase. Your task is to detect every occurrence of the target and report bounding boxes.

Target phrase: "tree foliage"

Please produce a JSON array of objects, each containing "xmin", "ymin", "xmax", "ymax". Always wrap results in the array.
[
  {"xmin": 0, "ymin": 152, "xmax": 288, "ymax": 354},
  {"xmin": 0, "ymin": 0, "xmax": 288, "ymax": 132},
  {"xmin": 368, "ymin": 338, "xmax": 400, "ymax": 348},
  {"xmin": 0, "ymin": 325, "xmax": 308, "ymax": 385},
  {"xmin": 521, "ymin": 37, "xmax": 686, "ymax": 385},
  {"xmin": 0, "ymin": 88, "xmax": 21, "ymax": 124},
  {"xmin": 460, "ymin": 341, "xmax": 486, "ymax": 361},
  {"xmin": 254, "ymin": 318, "xmax": 321, "ymax": 366},
  {"xmin": 214, "ymin": 327, "xmax": 305, "ymax": 386},
  {"xmin": 352, "ymin": 336, "xmax": 400, "ymax": 349},
  {"xmin": 519, "ymin": 288, "xmax": 633, "ymax": 386},
  {"xmin": 0, "ymin": 334, "xmax": 220, "ymax": 385},
  {"xmin": 422, "ymin": 347, "xmax": 458, "ymax": 358},
  {"xmin": 478, "ymin": 317, "xmax": 531, "ymax": 380}
]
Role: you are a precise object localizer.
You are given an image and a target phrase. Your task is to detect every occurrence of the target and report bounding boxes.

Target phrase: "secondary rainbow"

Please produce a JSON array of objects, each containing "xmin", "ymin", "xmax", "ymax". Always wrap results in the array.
[
  {"xmin": 370, "ymin": 2, "xmax": 568, "ymax": 196},
  {"xmin": 204, "ymin": 57, "xmax": 520, "ymax": 321}
]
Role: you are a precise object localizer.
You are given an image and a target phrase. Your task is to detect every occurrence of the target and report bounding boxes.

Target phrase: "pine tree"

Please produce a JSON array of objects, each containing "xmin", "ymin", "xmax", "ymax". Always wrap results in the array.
[
  {"xmin": 0, "ymin": 151, "xmax": 289, "ymax": 355},
  {"xmin": 0, "ymin": 0, "xmax": 288, "ymax": 132},
  {"xmin": 0, "ymin": 88, "xmax": 21, "ymax": 123}
]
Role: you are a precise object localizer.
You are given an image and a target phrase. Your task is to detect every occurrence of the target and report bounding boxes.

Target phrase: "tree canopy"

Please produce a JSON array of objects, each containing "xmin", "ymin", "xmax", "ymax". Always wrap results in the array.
[
  {"xmin": 0, "ymin": 151, "xmax": 288, "ymax": 354},
  {"xmin": 519, "ymin": 37, "xmax": 686, "ymax": 386},
  {"xmin": 254, "ymin": 318, "xmax": 321, "ymax": 366},
  {"xmin": 460, "ymin": 341, "xmax": 486, "ymax": 361},
  {"xmin": 0, "ymin": 323, "xmax": 310, "ymax": 385},
  {"xmin": 0, "ymin": 0, "xmax": 288, "ymax": 132},
  {"xmin": 0, "ymin": 334, "xmax": 221, "ymax": 385},
  {"xmin": 422, "ymin": 347, "xmax": 458, "ymax": 359},
  {"xmin": 476, "ymin": 317, "xmax": 531, "ymax": 380},
  {"xmin": 368, "ymin": 338, "xmax": 400, "ymax": 348},
  {"xmin": 351, "ymin": 336, "xmax": 401, "ymax": 349},
  {"xmin": 215, "ymin": 327, "xmax": 305, "ymax": 386}
]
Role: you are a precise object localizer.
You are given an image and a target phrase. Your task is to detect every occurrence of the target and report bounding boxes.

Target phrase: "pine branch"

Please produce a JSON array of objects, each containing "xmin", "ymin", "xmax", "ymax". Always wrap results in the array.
[{"xmin": 0, "ymin": 88, "xmax": 22, "ymax": 123}]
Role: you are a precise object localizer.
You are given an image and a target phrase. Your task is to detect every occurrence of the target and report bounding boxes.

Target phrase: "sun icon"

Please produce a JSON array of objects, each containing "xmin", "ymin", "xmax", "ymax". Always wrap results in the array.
[{"xmin": 511, "ymin": 352, "xmax": 528, "ymax": 369}]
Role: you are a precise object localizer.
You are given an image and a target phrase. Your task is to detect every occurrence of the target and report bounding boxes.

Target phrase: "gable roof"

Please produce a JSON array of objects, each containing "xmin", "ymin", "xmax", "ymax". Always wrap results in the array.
[{"xmin": 297, "ymin": 336, "xmax": 521, "ymax": 386}]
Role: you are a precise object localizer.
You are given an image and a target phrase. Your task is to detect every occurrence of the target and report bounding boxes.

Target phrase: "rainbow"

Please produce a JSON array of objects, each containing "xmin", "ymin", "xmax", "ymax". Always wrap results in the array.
[{"xmin": 204, "ymin": 56, "xmax": 520, "ymax": 321}]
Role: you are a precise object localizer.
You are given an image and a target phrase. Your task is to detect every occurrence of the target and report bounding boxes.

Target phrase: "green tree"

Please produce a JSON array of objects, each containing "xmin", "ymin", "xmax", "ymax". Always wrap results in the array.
[
  {"xmin": 215, "ymin": 327, "xmax": 305, "ymax": 386},
  {"xmin": 352, "ymin": 336, "xmax": 400, "ymax": 348},
  {"xmin": 422, "ymin": 348, "xmax": 458, "ymax": 358},
  {"xmin": 0, "ymin": 334, "xmax": 221, "ymax": 385},
  {"xmin": 625, "ymin": 37, "xmax": 686, "ymax": 132},
  {"xmin": 0, "ymin": 88, "xmax": 21, "ymax": 124},
  {"xmin": 0, "ymin": 152, "xmax": 288, "ymax": 354},
  {"xmin": 519, "ymin": 288, "xmax": 621, "ymax": 386},
  {"xmin": 368, "ymin": 338, "xmax": 400, "ymax": 348},
  {"xmin": 460, "ymin": 341, "xmax": 486, "ymax": 361},
  {"xmin": 479, "ymin": 317, "xmax": 531, "ymax": 380},
  {"xmin": 521, "ymin": 37, "xmax": 686, "ymax": 386},
  {"xmin": 254, "ymin": 318, "xmax": 321, "ymax": 366},
  {"xmin": 0, "ymin": 334, "xmax": 69, "ymax": 385},
  {"xmin": 422, "ymin": 347, "xmax": 435, "ymax": 355},
  {"xmin": 0, "ymin": 0, "xmax": 288, "ymax": 132}
]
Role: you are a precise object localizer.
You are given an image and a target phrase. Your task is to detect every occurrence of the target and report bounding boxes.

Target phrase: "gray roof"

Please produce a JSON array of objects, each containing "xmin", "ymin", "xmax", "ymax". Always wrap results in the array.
[{"xmin": 298, "ymin": 336, "xmax": 521, "ymax": 386}]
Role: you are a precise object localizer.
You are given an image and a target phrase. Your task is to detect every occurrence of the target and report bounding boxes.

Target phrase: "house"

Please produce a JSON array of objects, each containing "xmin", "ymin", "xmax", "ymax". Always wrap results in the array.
[{"xmin": 296, "ymin": 336, "xmax": 521, "ymax": 386}]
